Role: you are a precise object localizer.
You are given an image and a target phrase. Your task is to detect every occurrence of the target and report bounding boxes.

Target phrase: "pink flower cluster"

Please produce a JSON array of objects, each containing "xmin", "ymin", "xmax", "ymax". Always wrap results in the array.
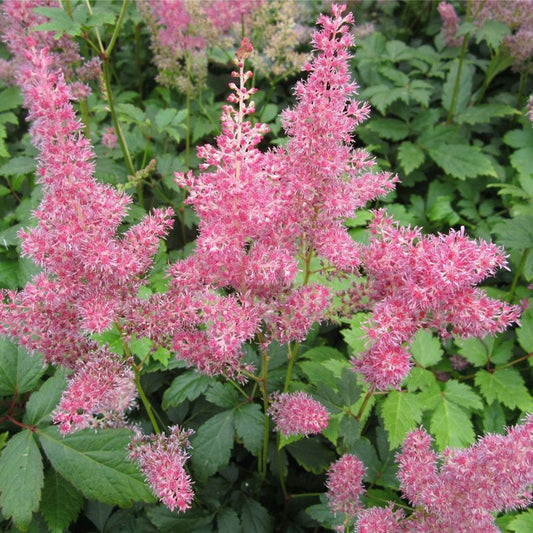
[
  {"xmin": 53, "ymin": 351, "xmax": 137, "ymax": 434},
  {"xmin": 438, "ymin": 1, "xmax": 462, "ymax": 47},
  {"xmin": 474, "ymin": 0, "xmax": 533, "ymax": 71},
  {"xmin": 326, "ymin": 454, "xmax": 366, "ymax": 517},
  {"xmin": 1, "ymin": 0, "xmax": 99, "ymax": 95},
  {"xmin": 268, "ymin": 391, "xmax": 329, "ymax": 437},
  {"xmin": 352, "ymin": 210, "xmax": 520, "ymax": 389},
  {"xmin": 350, "ymin": 416, "xmax": 533, "ymax": 531},
  {"xmin": 138, "ymin": 0, "xmax": 261, "ymax": 90},
  {"xmin": 128, "ymin": 426, "xmax": 194, "ymax": 513}
]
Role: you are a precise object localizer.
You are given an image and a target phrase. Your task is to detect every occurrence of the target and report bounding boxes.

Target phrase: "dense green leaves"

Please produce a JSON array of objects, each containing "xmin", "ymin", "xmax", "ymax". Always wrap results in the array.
[
  {"xmin": 381, "ymin": 391, "xmax": 424, "ymax": 449},
  {"xmin": 38, "ymin": 427, "xmax": 154, "ymax": 506}
]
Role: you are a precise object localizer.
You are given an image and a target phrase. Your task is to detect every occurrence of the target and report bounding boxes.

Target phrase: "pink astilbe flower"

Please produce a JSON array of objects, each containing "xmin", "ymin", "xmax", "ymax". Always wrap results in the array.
[
  {"xmin": 101, "ymin": 126, "xmax": 118, "ymax": 149},
  {"xmin": 474, "ymin": 0, "xmax": 533, "ymax": 71},
  {"xmin": 352, "ymin": 210, "xmax": 521, "ymax": 389},
  {"xmin": 53, "ymin": 351, "xmax": 137, "ymax": 435},
  {"xmin": 0, "ymin": 46, "xmax": 173, "ymax": 366},
  {"xmin": 326, "ymin": 454, "xmax": 366, "ymax": 518},
  {"xmin": 128, "ymin": 426, "xmax": 194, "ymax": 512},
  {"xmin": 438, "ymin": 1, "xmax": 462, "ymax": 47},
  {"xmin": 1, "ymin": 0, "xmax": 96, "ymax": 89},
  {"xmin": 356, "ymin": 505, "xmax": 404, "ymax": 533},
  {"xmin": 268, "ymin": 391, "xmax": 329, "ymax": 437},
  {"xmin": 138, "ymin": 0, "xmax": 261, "ymax": 91}
]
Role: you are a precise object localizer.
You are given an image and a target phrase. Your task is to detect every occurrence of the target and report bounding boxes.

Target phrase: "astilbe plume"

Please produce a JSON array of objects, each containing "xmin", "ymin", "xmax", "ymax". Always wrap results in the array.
[
  {"xmin": 326, "ymin": 454, "xmax": 366, "ymax": 518},
  {"xmin": 438, "ymin": 1, "xmax": 462, "ymax": 47},
  {"xmin": 128, "ymin": 426, "xmax": 194, "ymax": 513},
  {"xmin": 0, "ymin": 41, "xmax": 172, "ymax": 420},
  {"xmin": 329, "ymin": 417, "xmax": 533, "ymax": 532},
  {"xmin": 351, "ymin": 210, "xmax": 520, "ymax": 390},
  {"xmin": 166, "ymin": 5, "xmax": 397, "ymax": 374},
  {"xmin": 53, "ymin": 351, "xmax": 137, "ymax": 434},
  {"xmin": 473, "ymin": 0, "xmax": 533, "ymax": 72},
  {"xmin": 1, "ymin": 0, "xmax": 99, "ymax": 95},
  {"xmin": 137, "ymin": 0, "xmax": 261, "ymax": 92},
  {"xmin": 268, "ymin": 391, "xmax": 329, "ymax": 437}
]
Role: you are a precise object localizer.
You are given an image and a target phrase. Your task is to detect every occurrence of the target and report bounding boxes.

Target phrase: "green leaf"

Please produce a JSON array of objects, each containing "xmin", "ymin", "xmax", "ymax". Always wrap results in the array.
[
  {"xmin": 0, "ymin": 430, "xmax": 44, "ymax": 529},
  {"xmin": 455, "ymin": 103, "xmax": 518, "ymax": 125},
  {"xmin": 205, "ymin": 382, "xmax": 238, "ymax": 408},
  {"xmin": 427, "ymin": 144, "xmax": 496, "ymax": 179},
  {"xmin": 397, "ymin": 141, "xmax": 425, "ymax": 175},
  {"xmin": 476, "ymin": 19, "xmax": 511, "ymax": 49},
  {"xmin": 493, "ymin": 216, "xmax": 533, "ymax": 251},
  {"xmin": 475, "ymin": 368, "xmax": 533, "ymax": 411},
  {"xmin": 442, "ymin": 60, "xmax": 474, "ymax": 115},
  {"xmin": 0, "ymin": 87, "xmax": 22, "ymax": 112},
  {"xmin": 341, "ymin": 313, "xmax": 369, "ymax": 354},
  {"xmin": 129, "ymin": 335, "xmax": 152, "ymax": 359},
  {"xmin": 162, "ymin": 371, "xmax": 211, "ymax": 409},
  {"xmin": 299, "ymin": 360, "xmax": 337, "ymax": 389},
  {"xmin": 504, "ymin": 129, "xmax": 533, "ymax": 149},
  {"xmin": 191, "ymin": 410, "xmax": 235, "ymax": 479},
  {"xmin": 482, "ymin": 401, "xmax": 506, "ymax": 435},
  {"xmin": 23, "ymin": 369, "xmax": 67, "ymax": 426},
  {"xmin": 217, "ymin": 507, "xmax": 241, "ymax": 532},
  {"xmin": 0, "ymin": 338, "xmax": 45, "ymax": 396},
  {"xmin": 39, "ymin": 470, "xmax": 83, "ymax": 533},
  {"xmin": 33, "ymin": 7, "xmax": 82, "ymax": 37},
  {"xmin": 509, "ymin": 509, "xmax": 533, "ymax": 532},
  {"xmin": 367, "ymin": 118, "xmax": 409, "ymax": 141},
  {"xmin": 234, "ymin": 403, "xmax": 263, "ymax": 455},
  {"xmin": 443, "ymin": 380, "xmax": 482, "ymax": 411},
  {"xmin": 517, "ymin": 310, "xmax": 533, "ymax": 353},
  {"xmin": 241, "ymin": 497, "xmax": 273, "ymax": 533},
  {"xmin": 410, "ymin": 330, "xmax": 443, "ymax": 367},
  {"xmin": 510, "ymin": 147, "xmax": 533, "ymax": 177},
  {"xmin": 430, "ymin": 398, "xmax": 474, "ymax": 449},
  {"xmin": 286, "ymin": 439, "xmax": 336, "ymax": 474},
  {"xmin": 338, "ymin": 367, "xmax": 362, "ymax": 406},
  {"xmin": 155, "ymin": 109, "xmax": 178, "ymax": 131},
  {"xmin": 38, "ymin": 427, "xmax": 154, "ymax": 506},
  {"xmin": 381, "ymin": 391, "xmax": 424, "ymax": 449},
  {"xmin": 260, "ymin": 103, "xmax": 278, "ymax": 123}
]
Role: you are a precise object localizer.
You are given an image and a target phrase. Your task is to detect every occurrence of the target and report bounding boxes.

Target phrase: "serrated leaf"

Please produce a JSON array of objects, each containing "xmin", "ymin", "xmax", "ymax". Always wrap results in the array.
[
  {"xmin": 430, "ymin": 399, "xmax": 474, "ymax": 449},
  {"xmin": 146, "ymin": 506, "xmax": 214, "ymax": 532},
  {"xmin": 398, "ymin": 141, "xmax": 425, "ymax": 174},
  {"xmin": 517, "ymin": 310, "xmax": 533, "ymax": 353},
  {"xmin": 38, "ymin": 427, "xmax": 154, "ymax": 506},
  {"xmin": 205, "ymin": 382, "xmax": 238, "ymax": 408},
  {"xmin": 493, "ymin": 216, "xmax": 533, "ymax": 251},
  {"xmin": 40, "ymin": 470, "xmax": 83, "ymax": 533},
  {"xmin": 0, "ymin": 338, "xmax": 45, "ymax": 396},
  {"xmin": 482, "ymin": 401, "xmax": 506, "ymax": 435},
  {"xmin": 23, "ymin": 369, "xmax": 67, "ymax": 426},
  {"xmin": 217, "ymin": 507, "xmax": 241, "ymax": 532},
  {"xmin": 33, "ymin": 7, "xmax": 82, "ymax": 37},
  {"xmin": 299, "ymin": 360, "xmax": 337, "ymax": 388},
  {"xmin": 455, "ymin": 103, "xmax": 518, "ymax": 125},
  {"xmin": 341, "ymin": 313, "xmax": 369, "ymax": 354},
  {"xmin": 443, "ymin": 380, "xmax": 482, "ymax": 411},
  {"xmin": 476, "ymin": 19, "xmax": 511, "ymax": 49},
  {"xmin": 286, "ymin": 439, "xmax": 336, "ymax": 474},
  {"xmin": 155, "ymin": 109, "xmax": 178, "ymax": 131},
  {"xmin": 410, "ymin": 330, "xmax": 443, "ymax": 367},
  {"xmin": 0, "ymin": 87, "xmax": 23, "ymax": 112},
  {"xmin": 504, "ymin": 129, "xmax": 533, "ymax": 149},
  {"xmin": 191, "ymin": 410, "xmax": 234, "ymax": 479},
  {"xmin": 367, "ymin": 118, "xmax": 409, "ymax": 141},
  {"xmin": 241, "ymin": 497, "xmax": 273, "ymax": 533},
  {"xmin": 162, "ymin": 371, "xmax": 211, "ymax": 409},
  {"xmin": 510, "ymin": 147, "xmax": 533, "ymax": 177},
  {"xmin": 234, "ymin": 403, "xmax": 263, "ymax": 455},
  {"xmin": 509, "ymin": 509, "xmax": 533, "ymax": 532},
  {"xmin": 0, "ymin": 430, "xmax": 44, "ymax": 529},
  {"xmin": 338, "ymin": 367, "xmax": 362, "ymax": 406},
  {"xmin": 475, "ymin": 368, "xmax": 533, "ymax": 411},
  {"xmin": 129, "ymin": 335, "xmax": 152, "ymax": 359},
  {"xmin": 428, "ymin": 144, "xmax": 496, "ymax": 179},
  {"xmin": 381, "ymin": 391, "xmax": 424, "ymax": 449}
]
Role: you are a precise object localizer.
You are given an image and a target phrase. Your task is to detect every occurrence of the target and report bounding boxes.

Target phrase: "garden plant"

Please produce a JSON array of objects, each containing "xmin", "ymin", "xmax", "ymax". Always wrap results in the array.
[{"xmin": 0, "ymin": 0, "xmax": 532, "ymax": 532}]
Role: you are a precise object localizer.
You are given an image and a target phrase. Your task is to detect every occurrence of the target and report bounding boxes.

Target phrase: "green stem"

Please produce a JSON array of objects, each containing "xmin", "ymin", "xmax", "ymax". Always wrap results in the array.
[
  {"xmin": 355, "ymin": 386, "xmax": 375, "ymax": 422},
  {"xmin": 259, "ymin": 340, "xmax": 270, "ymax": 481},
  {"xmin": 79, "ymin": 98, "xmax": 90, "ymax": 138},
  {"xmin": 283, "ymin": 342, "xmax": 300, "ymax": 393},
  {"xmin": 102, "ymin": 60, "xmax": 136, "ymax": 177},
  {"xmin": 105, "ymin": 0, "xmax": 128, "ymax": 56},
  {"xmin": 276, "ymin": 435, "xmax": 288, "ymax": 499},
  {"xmin": 508, "ymin": 248, "xmax": 530, "ymax": 302},
  {"xmin": 133, "ymin": 367, "xmax": 160, "ymax": 434},
  {"xmin": 185, "ymin": 89, "xmax": 191, "ymax": 169}
]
